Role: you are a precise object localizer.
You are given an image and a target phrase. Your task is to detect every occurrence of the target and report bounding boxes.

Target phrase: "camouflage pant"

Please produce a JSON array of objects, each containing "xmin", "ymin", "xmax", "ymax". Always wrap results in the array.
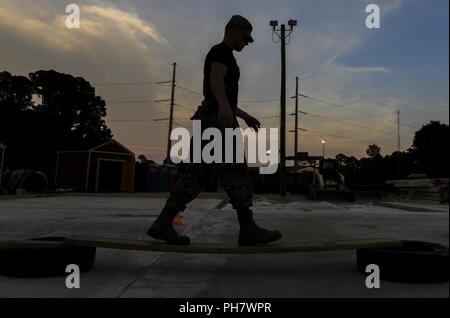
[
  {"xmin": 165, "ymin": 161, "xmax": 253, "ymax": 212},
  {"xmin": 165, "ymin": 119, "xmax": 253, "ymax": 212}
]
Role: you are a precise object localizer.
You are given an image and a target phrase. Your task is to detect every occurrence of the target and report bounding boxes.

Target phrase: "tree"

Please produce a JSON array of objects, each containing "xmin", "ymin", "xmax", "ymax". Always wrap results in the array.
[
  {"xmin": 0, "ymin": 71, "xmax": 34, "ymax": 113},
  {"xmin": 410, "ymin": 121, "xmax": 449, "ymax": 177},
  {"xmin": 335, "ymin": 153, "xmax": 348, "ymax": 167},
  {"xmin": 0, "ymin": 72, "xmax": 36, "ymax": 170},
  {"xmin": 29, "ymin": 70, "xmax": 112, "ymax": 149},
  {"xmin": 137, "ymin": 155, "xmax": 155, "ymax": 166},
  {"xmin": 366, "ymin": 144, "xmax": 381, "ymax": 159},
  {"xmin": 0, "ymin": 70, "xmax": 113, "ymax": 180},
  {"xmin": 335, "ymin": 153, "xmax": 360, "ymax": 185},
  {"xmin": 0, "ymin": 71, "xmax": 34, "ymax": 141}
]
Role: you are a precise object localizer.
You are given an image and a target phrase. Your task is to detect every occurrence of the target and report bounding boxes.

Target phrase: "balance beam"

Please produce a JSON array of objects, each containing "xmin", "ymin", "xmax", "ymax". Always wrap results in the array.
[{"xmin": 63, "ymin": 236, "xmax": 404, "ymax": 254}]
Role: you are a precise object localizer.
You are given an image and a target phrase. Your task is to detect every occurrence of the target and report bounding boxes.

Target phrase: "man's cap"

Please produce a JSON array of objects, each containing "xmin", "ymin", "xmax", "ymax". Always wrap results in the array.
[{"xmin": 228, "ymin": 15, "xmax": 254, "ymax": 43}]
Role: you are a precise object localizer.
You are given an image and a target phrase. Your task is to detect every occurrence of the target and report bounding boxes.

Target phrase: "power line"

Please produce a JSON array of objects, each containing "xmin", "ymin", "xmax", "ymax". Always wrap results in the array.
[
  {"xmin": 175, "ymin": 83, "xmax": 282, "ymax": 103},
  {"xmin": 303, "ymin": 95, "xmax": 421, "ymax": 130},
  {"xmin": 108, "ymin": 100, "xmax": 158, "ymax": 104},
  {"xmin": 298, "ymin": 110, "xmax": 414, "ymax": 139},
  {"xmin": 108, "ymin": 119, "xmax": 162, "ymax": 122},
  {"xmin": 305, "ymin": 95, "xmax": 396, "ymax": 123},
  {"xmin": 302, "ymin": 77, "xmax": 402, "ymax": 112},
  {"xmin": 107, "ymin": 99, "xmax": 176, "ymax": 105},
  {"xmin": 101, "ymin": 82, "xmax": 418, "ymax": 132},
  {"xmin": 240, "ymin": 98, "xmax": 279, "ymax": 103},
  {"xmin": 94, "ymin": 81, "xmax": 161, "ymax": 87},
  {"xmin": 173, "ymin": 120, "xmax": 191, "ymax": 126},
  {"xmin": 259, "ymin": 115, "xmax": 279, "ymax": 120},
  {"xmin": 176, "ymin": 85, "xmax": 203, "ymax": 96},
  {"xmin": 175, "ymin": 103, "xmax": 196, "ymax": 111},
  {"xmin": 257, "ymin": 110, "xmax": 414, "ymax": 140},
  {"xmin": 173, "ymin": 119, "xmax": 193, "ymax": 130},
  {"xmin": 175, "ymin": 64, "xmax": 201, "ymax": 72},
  {"xmin": 176, "ymin": 68, "xmax": 200, "ymax": 108},
  {"xmin": 0, "ymin": 63, "xmax": 171, "ymax": 70},
  {"xmin": 303, "ymin": 127, "xmax": 397, "ymax": 149}
]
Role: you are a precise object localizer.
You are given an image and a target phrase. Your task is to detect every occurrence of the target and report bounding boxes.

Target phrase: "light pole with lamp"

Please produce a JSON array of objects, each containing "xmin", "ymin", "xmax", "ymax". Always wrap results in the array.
[
  {"xmin": 321, "ymin": 139, "xmax": 326, "ymax": 158},
  {"xmin": 270, "ymin": 19, "xmax": 298, "ymax": 198}
]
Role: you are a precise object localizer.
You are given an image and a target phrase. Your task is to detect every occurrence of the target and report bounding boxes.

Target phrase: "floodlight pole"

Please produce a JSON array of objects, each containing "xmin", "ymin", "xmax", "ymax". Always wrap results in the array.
[{"xmin": 271, "ymin": 20, "xmax": 297, "ymax": 197}]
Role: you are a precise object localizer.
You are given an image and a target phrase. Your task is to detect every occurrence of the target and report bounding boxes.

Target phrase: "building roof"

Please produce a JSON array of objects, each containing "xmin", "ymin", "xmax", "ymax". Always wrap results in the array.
[
  {"xmin": 57, "ymin": 139, "xmax": 134, "ymax": 155},
  {"xmin": 89, "ymin": 139, "xmax": 134, "ymax": 155}
]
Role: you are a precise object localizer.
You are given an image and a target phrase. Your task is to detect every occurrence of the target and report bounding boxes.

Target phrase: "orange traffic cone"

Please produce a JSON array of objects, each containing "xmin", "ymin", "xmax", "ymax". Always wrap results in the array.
[{"xmin": 172, "ymin": 212, "xmax": 182, "ymax": 225}]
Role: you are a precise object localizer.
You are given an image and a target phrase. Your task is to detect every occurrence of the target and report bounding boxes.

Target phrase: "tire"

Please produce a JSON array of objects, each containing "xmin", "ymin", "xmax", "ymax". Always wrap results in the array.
[
  {"xmin": 0, "ymin": 237, "xmax": 96, "ymax": 278},
  {"xmin": 357, "ymin": 241, "xmax": 449, "ymax": 284}
]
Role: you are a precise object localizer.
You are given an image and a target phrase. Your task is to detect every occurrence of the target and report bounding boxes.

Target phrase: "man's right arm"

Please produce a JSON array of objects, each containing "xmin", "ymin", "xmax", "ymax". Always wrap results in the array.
[{"xmin": 210, "ymin": 62, "xmax": 233, "ymax": 128}]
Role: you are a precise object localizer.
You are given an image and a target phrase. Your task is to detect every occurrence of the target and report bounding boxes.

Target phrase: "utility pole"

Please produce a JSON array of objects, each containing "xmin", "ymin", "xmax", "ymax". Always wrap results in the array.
[
  {"xmin": 290, "ymin": 78, "xmax": 308, "ymax": 168},
  {"xmin": 397, "ymin": 110, "xmax": 400, "ymax": 152},
  {"xmin": 154, "ymin": 63, "xmax": 177, "ymax": 164},
  {"xmin": 294, "ymin": 76, "xmax": 299, "ymax": 168},
  {"xmin": 280, "ymin": 24, "xmax": 287, "ymax": 197},
  {"xmin": 166, "ymin": 62, "xmax": 177, "ymax": 162},
  {"xmin": 270, "ymin": 19, "xmax": 297, "ymax": 198}
]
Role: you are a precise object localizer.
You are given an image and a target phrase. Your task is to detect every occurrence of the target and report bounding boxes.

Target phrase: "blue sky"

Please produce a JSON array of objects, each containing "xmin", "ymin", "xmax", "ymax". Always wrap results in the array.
[{"xmin": 0, "ymin": 0, "xmax": 448, "ymax": 163}]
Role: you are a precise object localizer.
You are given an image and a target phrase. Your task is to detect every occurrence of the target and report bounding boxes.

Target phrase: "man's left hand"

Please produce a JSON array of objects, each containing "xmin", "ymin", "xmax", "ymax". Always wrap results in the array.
[{"xmin": 244, "ymin": 115, "xmax": 261, "ymax": 132}]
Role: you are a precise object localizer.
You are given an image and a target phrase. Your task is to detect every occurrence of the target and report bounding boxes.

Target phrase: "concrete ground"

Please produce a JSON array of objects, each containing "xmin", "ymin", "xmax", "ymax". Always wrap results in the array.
[{"xmin": 0, "ymin": 194, "xmax": 448, "ymax": 298}]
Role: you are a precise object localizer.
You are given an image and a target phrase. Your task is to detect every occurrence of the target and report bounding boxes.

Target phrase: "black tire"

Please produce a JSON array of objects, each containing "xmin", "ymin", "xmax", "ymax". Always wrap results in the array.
[
  {"xmin": 0, "ymin": 237, "xmax": 96, "ymax": 278},
  {"xmin": 357, "ymin": 241, "xmax": 449, "ymax": 284}
]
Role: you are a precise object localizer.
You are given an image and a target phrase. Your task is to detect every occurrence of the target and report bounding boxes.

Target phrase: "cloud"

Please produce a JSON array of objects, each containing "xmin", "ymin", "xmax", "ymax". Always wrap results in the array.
[
  {"xmin": 382, "ymin": 0, "xmax": 403, "ymax": 14},
  {"xmin": 81, "ymin": 4, "xmax": 169, "ymax": 48},
  {"xmin": 0, "ymin": 1, "xmax": 169, "ymax": 54},
  {"xmin": 0, "ymin": 1, "xmax": 77, "ymax": 51},
  {"xmin": 335, "ymin": 65, "xmax": 392, "ymax": 74}
]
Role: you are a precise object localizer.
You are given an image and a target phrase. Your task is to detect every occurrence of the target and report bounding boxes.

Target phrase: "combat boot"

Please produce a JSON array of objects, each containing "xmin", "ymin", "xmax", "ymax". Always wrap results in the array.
[
  {"xmin": 237, "ymin": 209, "xmax": 282, "ymax": 246},
  {"xmin": 147, "ymin": 206, "xmax": 190, "ymax": 245}
]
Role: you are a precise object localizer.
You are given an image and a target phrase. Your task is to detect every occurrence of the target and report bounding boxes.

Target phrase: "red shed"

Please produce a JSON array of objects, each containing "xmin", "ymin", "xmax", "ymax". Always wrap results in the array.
[{"xmin": 55, "ymin": 139, "xmax": 135, "ymax": 192}]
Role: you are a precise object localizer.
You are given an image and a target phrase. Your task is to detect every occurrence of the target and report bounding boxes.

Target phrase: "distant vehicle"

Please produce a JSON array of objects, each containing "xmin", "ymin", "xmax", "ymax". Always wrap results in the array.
[{"xmin": 293, "ymin": 157, "xmax": 355, "ymax": 201}]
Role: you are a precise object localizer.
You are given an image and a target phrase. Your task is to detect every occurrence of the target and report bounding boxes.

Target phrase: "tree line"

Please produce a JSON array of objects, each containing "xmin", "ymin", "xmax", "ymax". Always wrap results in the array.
[{"xmin": 335, "ymin": 119, "xmax": 449, "ymax": 186}]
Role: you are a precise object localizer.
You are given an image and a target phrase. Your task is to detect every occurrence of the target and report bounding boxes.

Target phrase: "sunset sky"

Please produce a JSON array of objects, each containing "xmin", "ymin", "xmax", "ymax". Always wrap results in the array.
[{"xmin": 1, "ymin": 0, "xmax": 448, "ymax": 163}]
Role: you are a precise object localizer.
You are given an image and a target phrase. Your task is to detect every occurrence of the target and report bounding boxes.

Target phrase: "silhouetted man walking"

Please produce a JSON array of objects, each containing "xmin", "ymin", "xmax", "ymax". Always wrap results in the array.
[{"xmin": 147, "ymin": 15, "xmax": 282, "ymax": 246}]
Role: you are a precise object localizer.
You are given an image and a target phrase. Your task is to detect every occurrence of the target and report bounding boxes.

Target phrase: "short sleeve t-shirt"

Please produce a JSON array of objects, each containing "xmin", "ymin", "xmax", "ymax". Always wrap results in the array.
[{"xmin": 203, "ymin": 42, "xmax": 240, "ymax": 111}]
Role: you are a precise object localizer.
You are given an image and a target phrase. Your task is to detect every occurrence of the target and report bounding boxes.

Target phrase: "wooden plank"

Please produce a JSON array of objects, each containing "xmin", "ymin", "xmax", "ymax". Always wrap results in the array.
[
  {"xmin": 0, "ymin": 240, "xmax": 63, "ymax": 249},
  {"xmin": 63, "ymin": 236, "xmax": 404, "ymax": 254}
]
